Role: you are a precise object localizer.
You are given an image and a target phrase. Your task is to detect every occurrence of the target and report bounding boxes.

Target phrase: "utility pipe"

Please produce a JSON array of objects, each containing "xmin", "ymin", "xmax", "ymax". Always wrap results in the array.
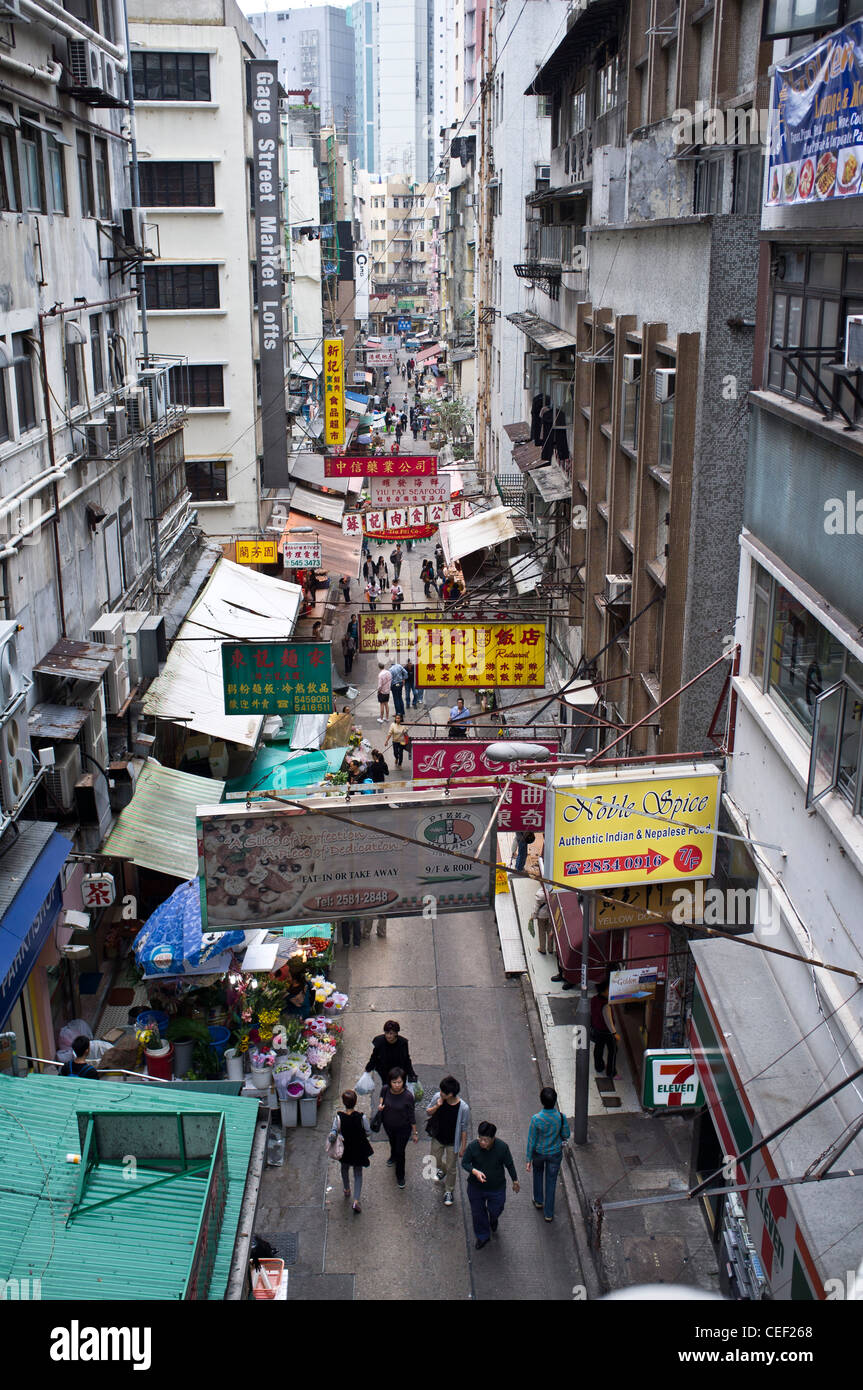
[
  {"xmin": 0, "ymin": 53, "xmax": 62, "ymax": 84},
  {"xmin": 18, "ymin": 0, "xmax": 127, "ymax": 66},
  {"xmin": 36, "ymin": 315, "xmax": 67, "ymax": 636}
]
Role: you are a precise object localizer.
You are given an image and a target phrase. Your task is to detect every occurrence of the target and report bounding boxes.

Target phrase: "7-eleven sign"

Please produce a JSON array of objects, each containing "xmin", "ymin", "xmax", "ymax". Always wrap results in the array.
[{"xmin": 642, "ymin": 1050, "xmax": 705, "ymax": 1109}]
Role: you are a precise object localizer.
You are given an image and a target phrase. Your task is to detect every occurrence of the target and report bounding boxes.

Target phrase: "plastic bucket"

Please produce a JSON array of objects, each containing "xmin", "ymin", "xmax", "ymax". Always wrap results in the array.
[
  {"xmin": 208, "ymin": 1025, "xmax": 231, "ymax": 1059},
  {"xmin": 172, "ymin": 1038, "xmax": 195, "ymax": 1077},
  {"xmin": 299, "ymin": 1095, "xmax": 318, "ymax": 1127},
  {"xmin": 250, "ymin": 1066, "xmax": 272, "ymax": 1089},
  {"xmin": 137, "ymin": 1010, "xmax": 169, "ymax": 1038},
  {"xmin": 279, "ymin": 1099, "xmax": 299, "ymax": 1128},
  {"xmin": 145, "ymin": 1043, "xmax": 174, "ymax": 1081},
  {"xmin": 225, "ymin": 1048, "xmax": 245, "ymax": 1082}
]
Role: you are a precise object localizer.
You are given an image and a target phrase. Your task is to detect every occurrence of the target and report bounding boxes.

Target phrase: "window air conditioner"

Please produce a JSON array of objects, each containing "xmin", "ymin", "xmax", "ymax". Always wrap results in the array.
[
  {"xmin": 605, "ymin": 574, "xmax": 632, "ymax": 605},
  {"xmin": 105, "ymin": 404, "xmax": 128, "ymax": 446},
  {"xmin": 84, "ymin": 420, "xmax": 109, "ymax": 457},
  {"xmin": 536, "ymin": 165, "xmax": 551, "ymax": 180},
  {"xmin": 43, "ymin": 741, "xmax": 82, "ymax": 812},
  {"xmin": 654, "ymin": 368, "xmax": 675, "ymax": 402},
  {"xmin": 0, "ymin": 620, "xmax": 29, "ymax": 716},
  {"xmin": 124, "ymin": 387, "xmax": 150, "ymax": 433},
  {"xmin": 622, "ymin": 354, "xmax": 641, "ymax": 383},
  {"xmin": 845, "ymin": 315, "xmax": 863, "ymax": 369},
  {"xmin": 67, "ymin": 37, "xmax": 102, "ymax": 90},
  {"xmin": 139, "ymin": 366, "xmax": 170, "ymax": 423},
  {"xmin": 0, "ymin": 695, "xmax": 36, "ymax": 818},
  {"xmin": 121, "ymin": 207, "xmax": 146, "ymax": 252}
]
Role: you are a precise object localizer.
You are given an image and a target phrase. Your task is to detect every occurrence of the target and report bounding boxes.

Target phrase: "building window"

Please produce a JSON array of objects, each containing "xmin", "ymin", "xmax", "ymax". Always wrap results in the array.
[
  {"xmin": 620, "ymin": 375, "xmax": 640, "ymax": 449},
  {"xmin": 131, "ymin": 51, "xmax": 211, "ymax": 102},
  {"xmin": 763, "ymin": 0, "xmax": 848, "ymax": 39},
  {"xmin": 598, "ymin": 53, "xmax": 618, "ymax": 115},
  {"xmin": 537, "ymin": 94, "xmax": 552, "ymax": 118},
  {"xmin": 766, "ymin": 245, "xmax": 863, "ymax": 418},
  {"xmin": 45, "ymin": 128, "xmax": 67, "ymax": 214},
  {"xmin": 145, "ymin": 264, "xmax": 220, "ymax": 309},
  {"xmin": 0, "ymin": 115, "xmax": 18, "ymax": 211},
  {"xmin": 694, "ymin": 155, "xmax": 724, "ymax": 213},
  {"xmin": 94, "ymin": 136, "xmax": 110, "ymax": 219},
  {"xmin": 0, "ymin": 369, "xmax": 9, "ymax": 442},
  {"xmin": 658, "ymin": 393, "xmax": 674, "ymax": 470},
  {"xmin": 66, "ymin": 339, "xmax": 82, "ymax": 408},
  {"xmin": 108, "ymin": 311, "xmax": 124, "ymax": 388},
  {"xmin": 750, "ymin": 561, "xmax": 771, "ymax": 684},
  {"xmin": 77, "ymin": 132, "xmax": 94, "ymax": 217},
  {"xmin": 90, "ymin": 314, "xmax": 105, "ymax": 396},
  {"xmin": 20, "ymin": 120, "xmax": 45, "ymax": 212},
  {"xmin": 572, "ymin": 88, "xmax": 586, "ymax": 135},
  {"xmin": 139, "ymin": 160, "xmax": 215, "ymax": 207},
  {"xmin": 170, "ymin": 363, "xmax": 224, "ymax": 407},
  {"xmin": 12, "ymin": 333, "xmax": 37, "ymax": 432},
  {"xmin": 733, "ymin": 147, "xmax": 762, "ymax": 215}
]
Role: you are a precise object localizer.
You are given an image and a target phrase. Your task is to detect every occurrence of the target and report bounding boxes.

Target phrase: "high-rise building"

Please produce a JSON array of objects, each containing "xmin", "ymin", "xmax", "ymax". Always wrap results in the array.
[
  {"xmin": 247, "ymin": 6, "xmax": 357, "ymax": 160},
  {"xmin": 352, "ymin": 0, "xmax": 376, "ymax": 173}
]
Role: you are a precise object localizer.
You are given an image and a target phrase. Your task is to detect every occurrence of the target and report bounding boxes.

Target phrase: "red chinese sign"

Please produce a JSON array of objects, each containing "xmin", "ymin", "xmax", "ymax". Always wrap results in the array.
[
  {"xmin": 324, "ymin": 455, "xmax": 438, "ymax": 477},
  {"xmin": 411, "ymin": 740, "xmax": 557, "ymax": 832}
]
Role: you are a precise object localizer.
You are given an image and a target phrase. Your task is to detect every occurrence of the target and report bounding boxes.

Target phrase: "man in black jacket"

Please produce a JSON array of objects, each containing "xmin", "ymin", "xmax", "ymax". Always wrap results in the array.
[{"xmin": 365, "ymin": 1020, "xmax": 418, "ymax": 1093}]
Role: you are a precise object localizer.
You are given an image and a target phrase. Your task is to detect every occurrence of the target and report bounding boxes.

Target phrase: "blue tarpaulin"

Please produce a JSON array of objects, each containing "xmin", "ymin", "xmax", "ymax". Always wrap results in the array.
[{"xmin": 133, "ymin": 880, "xmax": 246, "ymax": 978}]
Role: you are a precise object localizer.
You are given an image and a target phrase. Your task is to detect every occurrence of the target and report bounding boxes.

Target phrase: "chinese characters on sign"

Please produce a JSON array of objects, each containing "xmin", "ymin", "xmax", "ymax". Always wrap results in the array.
[
  {"xmin": 411, "ymin": 741, "xmax": 557, "ymax": 833},
  {"xmin": 357, "ymin": 609, "xmax": 439, "ymax": 654},
  {"xmin": 221, "ymin": 641, "xmax": 333, "ymax": 716},
  {"xmin": 236, "ymin": 540, "xmax": 277, "ymax": 565},
  {"xmin": 80, "ymin": 873, "xmax": 116, "ymax": 909},
  {"xmin": 371, "ymin": 476, "xmax": 452, "ymax": 507},
  {"xmin": 324, "ymin": 455, "xmax": 438, "ymax": 478},
  {"xmin": 282, "ymin": 539, "xmax": 322, "ymax": 568},
  {"xmin": 415, "ymin": 622, "xmax": 547, "ymax": 688},
  {"xmin": 365, "ymin": 349, "xmax": 395, "ymax": 365},
  {"xmin": 323, "ymin": 338, "xmax": 345, "ymax": 448}
]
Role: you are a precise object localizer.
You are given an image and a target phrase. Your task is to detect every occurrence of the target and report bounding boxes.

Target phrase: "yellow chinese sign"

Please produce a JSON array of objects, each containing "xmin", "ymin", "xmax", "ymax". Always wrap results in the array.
[
  {"xmin": 415, "ymin": 621, "xmax": 546, "ymax": 688},
  {"xmin": 236, "ymin": 540, "xmax": 277, "ymax": 565},
  {"xmin": 324, "ymin": 337, "xmax": 345, "ymax": 448},
  {"xmin": 594, "ymin": 882, "xmax": 699, "ymax": 931},
  {"xmin": 357, "ymin": 608, "xmax": 438, "ymax": 654},
  {"xmin": 547, "ymin": 765, "xmax": 721, "ymax": 891}
]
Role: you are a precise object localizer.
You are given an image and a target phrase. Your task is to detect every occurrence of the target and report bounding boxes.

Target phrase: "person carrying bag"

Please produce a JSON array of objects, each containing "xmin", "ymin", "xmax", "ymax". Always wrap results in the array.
[{"xmin": 328, "ymin": 1089, "xmax": 374, "ymax": 1213}]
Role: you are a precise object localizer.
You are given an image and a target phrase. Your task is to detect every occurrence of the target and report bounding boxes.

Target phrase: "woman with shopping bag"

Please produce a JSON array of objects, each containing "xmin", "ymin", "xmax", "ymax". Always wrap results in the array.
[
  {"xmin": 328, "ymin": 1088, "xmax": 374, "ymax": 1213},
  {"xmin": 373, "ymin": 1068, "xmax": 418, "ymax": 1189}
]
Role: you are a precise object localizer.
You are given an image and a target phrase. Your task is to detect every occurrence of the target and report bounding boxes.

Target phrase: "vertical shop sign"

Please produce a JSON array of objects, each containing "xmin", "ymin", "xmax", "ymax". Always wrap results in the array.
[
  {"xmin": 250, "ymin": 60, "xmax": 288, "ymax": 489},
  {"xmin": 324, "ymin": 338, "xmax": 345, "ymax": 448}
]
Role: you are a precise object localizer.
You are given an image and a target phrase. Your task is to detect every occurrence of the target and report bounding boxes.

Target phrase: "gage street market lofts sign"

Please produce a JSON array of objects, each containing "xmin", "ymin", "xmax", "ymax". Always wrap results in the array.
[
  {"xmin": 250, "ymin": 60, "xmax": 288, "ymax": 490},
  {"xmin": 324, "ymin": 455, "xmax": 438, "ymax": 478},
  {"xmin": 415, "ymin": 621, "xmax": 547, "ymax": 688},
  {"xmin": 545, "ymin": 763, "xmax": 721, "ymax": 891},
  {"xmin": 221, "ymin": 641, "xmax": 333, "ymax": 717},
  {"xmin": 196, "ymin": 788, "xmax": 497, "ymax": 929},
  {"xmin": 411, "ymin": 740, "xmax": 558, "ymax": 833}
]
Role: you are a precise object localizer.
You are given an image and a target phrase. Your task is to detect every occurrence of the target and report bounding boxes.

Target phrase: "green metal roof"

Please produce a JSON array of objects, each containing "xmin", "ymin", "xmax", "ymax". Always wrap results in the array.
[
  {"xmin": 0, "ymin": 1074, "xmax": 260, "ymax": 1300},
  {"xmin": 102, "ymin": 762, "xmax": 226, "ymax": 881}
]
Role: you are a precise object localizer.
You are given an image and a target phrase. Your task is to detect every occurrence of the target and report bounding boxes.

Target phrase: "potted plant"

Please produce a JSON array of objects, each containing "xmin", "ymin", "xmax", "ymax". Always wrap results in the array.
[
  {"xmin": 165, "ymin": 1018, "xmax": 213, "ymax": 1078},
  {"xmin": 190, "ymin": 1038, "xmax": 222, "ymax": 1080}
]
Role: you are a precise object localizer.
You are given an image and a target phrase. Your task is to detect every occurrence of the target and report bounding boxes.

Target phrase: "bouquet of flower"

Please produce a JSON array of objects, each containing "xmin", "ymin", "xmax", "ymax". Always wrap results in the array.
[
  {"xmin": 256, "ymin": 1007, "xmax": 282, "ymax": 1043},
  {"xmin": 250, "ymin": 1047, "xmax": 276, "ymax": 1070},
  {"xmin": 304, "ymin": 1017, "xmax": 328, "ymax": 1038},
  {"xmin": 135, "ymin": 1023, "xmax": 161, "ymax": 1051}
]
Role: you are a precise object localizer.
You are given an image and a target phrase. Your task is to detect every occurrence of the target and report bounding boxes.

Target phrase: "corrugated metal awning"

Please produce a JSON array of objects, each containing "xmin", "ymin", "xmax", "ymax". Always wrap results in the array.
[
  {"xmin": 289, "ymin": 453, "xmax": 352, "ymax": 494},
  {"xmin": 438, "ymin": 506, "xmax": 519, "ymax": 564},
  {"xmin": 503, "ymin": 421, "xmax": 530, "ymax": 442},
  {"xmin": 506, "ymin": 311, "xmax": 578, "ymax": 351},
  {"xmin": 102, "ymin": 761, "xmax": 225, "ymax": 880},
  {"xmin": 290, "ymin": 485, "xmax": 346, "ymax": 524},
  {"xmin": 513, "ymin": 440, "xmax": 543, "ymax": 471},
  {"xmin": 415, "ymin": 342, "xmax": 443, "ymax": 363},
  {"xmin": 531, "ymin": 461, "xmax": 571, "ymax": 502},
  {"xmin": 142, "ymin": 558, "xmax": 302, "ymax": 747}
]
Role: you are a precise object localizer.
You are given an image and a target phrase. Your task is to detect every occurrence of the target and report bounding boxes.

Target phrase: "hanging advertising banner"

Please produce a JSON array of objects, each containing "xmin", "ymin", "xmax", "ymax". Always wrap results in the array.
[
  {"xmin": 354, "ymin": 249, "xmax": 370, "ymax": 321},
  {"xmin": 371, "ymin": 476, "xmax": 451, "ymax": 507},
  {"xmin": 545, "ymin": 764, "xmax": 721, "ymax": 891},
  {"xmin": 357, "ymin": 609, "xmax": 438, "ymax": 654},
  {"xmin": 368, "ymin": 522, "xmax": 438, "ymax": 540},
  {"xmin": 236, "ymin": 539, "xmax": 278, "ymax": 565},
  {"xmin": 324, "ymin": 455, "xmax": 438, "ymax": 477},
  {"xmin": 250, "ymin": 60, "xmax": 288, "ymax": 490},
  {"xmin": 281, "ymin": 538, "xmax": 322, "ymax": 568},
  {"xmin": 221, "ymin": 641, "xmax": 333, "ymax": 717},
  {"xmin": 196, "ymin": 789, "xmax": 497, "ymax": 928},
  {"xmin": 609, "ymin": 965, "xmax": 658, "ymax": 1005},
  {"xmin": 366, "ymin": 349, "xmax": 395, "ymax": 365},
  {"xmin": 594, "ymin": 882, "xmax": 699, "ymax": 931},
  {"xmin": 642, "ymin": 1049, "xmax": 705, "ymax": 1109},
  {"xmin": 323, "ymin": 337, "xmax": 345, "ymax": 447},
  {"xmin": 767, "ymin": 20, "xmax": 863, "ymax": 207},
  {"xmin": 415, "ymin": 621, "xmax": 547, "ymax": 689},
  {"xmin": 411, "ymin": 740, "xmax": 557, "ymax": 832},
  {"xmin": 342, "ymin": 512, "xmax": 363, "ymax": 538}
]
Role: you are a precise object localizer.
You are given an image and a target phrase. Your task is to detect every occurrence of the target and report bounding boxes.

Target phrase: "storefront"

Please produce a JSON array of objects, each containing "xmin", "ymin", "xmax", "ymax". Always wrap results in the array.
[{"xmin": 0, "ymin": 822, "xmax": 71, "ymax": 1064}]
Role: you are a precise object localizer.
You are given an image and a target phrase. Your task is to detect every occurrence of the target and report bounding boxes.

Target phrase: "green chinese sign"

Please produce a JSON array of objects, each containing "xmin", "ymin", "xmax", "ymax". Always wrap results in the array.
[{"xmin": 221, "ymin": 641, "xmax": 333, "ymax": 717}]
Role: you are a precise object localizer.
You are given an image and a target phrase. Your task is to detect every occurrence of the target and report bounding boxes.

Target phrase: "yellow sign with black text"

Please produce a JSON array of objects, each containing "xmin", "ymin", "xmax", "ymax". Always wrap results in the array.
[
  {"xmin": 236, "ymin": 540, "xmax": 277, "ymax": 565},
  {"xmin": 415, "ymin": 621, "xmax": 546, "ymax": 688}
]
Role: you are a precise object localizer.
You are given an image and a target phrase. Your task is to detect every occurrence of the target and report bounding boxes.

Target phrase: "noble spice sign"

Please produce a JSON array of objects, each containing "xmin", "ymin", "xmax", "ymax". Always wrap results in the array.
[
  {"xmin": 323, "ymin": 338, "xmax": 345, "ymax": 448},
  {"xmin": 221, "ymin": 641, "xmax": 333, "ymax": 717},
  {"xmin": 415, "ymin": 621, "xmax": 546, "ymax": 688}
]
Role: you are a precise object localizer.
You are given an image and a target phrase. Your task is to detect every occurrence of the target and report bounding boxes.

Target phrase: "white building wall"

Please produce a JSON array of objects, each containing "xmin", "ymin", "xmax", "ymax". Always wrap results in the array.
[
  {"xmin": 286, "ymin": 145, "xmax": 323, "ymax": 394},
  {"xmin": 376, "ymin": 0, "xmax": 430, "ymax": 183}
]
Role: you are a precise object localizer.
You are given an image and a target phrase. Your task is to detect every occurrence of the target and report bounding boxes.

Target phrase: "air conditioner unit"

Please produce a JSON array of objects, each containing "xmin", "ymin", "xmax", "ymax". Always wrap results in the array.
[
  {"xmin": 536, "ymin": 164, "xmax": 551, "ymax": 180},
  {"xmin": 43, "ymin": 741, "xmax": 82, "ymax": 812},
  {"xmin": 104, "ymin": 404, "xmax": 128, "ymax": 447},
  {"xmin": 90, "ymin": 613, "xmax": 125, "ymax": 652},
  {"xmin": 83, "ymin": 420, "xmax": 110, "ymax": 458},
  {"xmin": 121, "ymin": 610, "xmax": 148, "ymax": 686},
  {"xmin": 605, "ymin": 574, "xmax": 632, "ymax": 605},
  {"xmin": 845, "ymin": 315, "xmax": 863, "ymax": 369},
  {"xmin": 138, "ymin": 614, "xmax": 167, "ymax": 681},
  {"xmin": 139, "ymin": 366, "xmax": 170, "ymax": 423},
  {"xmin": 0, "ymin": 695, "xmax": 35, "ymax": 817},
  {"xmin": 0, "ymin": 620, "xmax": 29, "ymax": 716},
  {"xmin": 101, "ymin": 54, "xmax": 121, "ymax": 101},
  {"xmin": 622, "ymin": 354, "xmax": 641, "ymax": 383},
  {"xmin": 74, "ymin": 771, "xmax": 111, "ymax": 826},
  {"xmin": 124, "ymin": 387, "xmax": 150, "ymax": 434},
  {"xmin": 121, "ymin": 207, "xmax": 146, "ymax": 252},
  {"xmin": 654, "ymin": 368, "xmax": 676, "ymax": 402},
  {"xmin": 104, "ymin": 658, "xmax": 130, "ymax": 714},
  {"xmin": 464, "ymin": 193, "xmax": 475, "ymax": 207},
  {"xmin": 67, "ymin": 37, "xmax": 102, "ymax": 90}
]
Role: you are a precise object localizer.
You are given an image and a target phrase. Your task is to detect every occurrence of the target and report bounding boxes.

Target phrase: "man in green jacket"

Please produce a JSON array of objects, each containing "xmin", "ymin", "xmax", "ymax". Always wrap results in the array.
[{"xmin": 461, "ymin": 1121, "xmax": 520, "ymax": 1249}]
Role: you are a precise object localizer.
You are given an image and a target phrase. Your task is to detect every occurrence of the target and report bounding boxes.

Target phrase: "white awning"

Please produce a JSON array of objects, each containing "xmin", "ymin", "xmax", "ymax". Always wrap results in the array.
[
  {"xmin": 289, "ymin": 454, "xmax": 352, "ymax": 495},
  {"xmin": 290, "ymin": 355, "xmax": 322, "ymax": 380},
  {"xmin": 102, "ymin": 761, "xmax": 226, "ymax": 880},
  {"xmin": 531, "ymin": 461, "xmax": 571, "ymax": 502},
  {"xmin": 290, "ymin": 485, "xmax": 346, "ymax": 525},
  {"xmin": 508, "ymin": 553, "xmax": 544, "ymax": 594},
  {"xmin": 438, "ymin": 505, "xmax": 519, "ymax": 564},
  {"xmin": 142, "ymin": 558, "xmax": 303, "ymax": 748},
  {"xmin": 506, "ymin": 311, "xmax": 578, "ymax": 351}
]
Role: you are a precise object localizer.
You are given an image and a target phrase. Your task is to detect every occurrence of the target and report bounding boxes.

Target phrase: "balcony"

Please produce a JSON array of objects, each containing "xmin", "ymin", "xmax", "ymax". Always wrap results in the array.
[{"xmin": 515, "ymin": 224, "xmax": 587, "ymax": 298}]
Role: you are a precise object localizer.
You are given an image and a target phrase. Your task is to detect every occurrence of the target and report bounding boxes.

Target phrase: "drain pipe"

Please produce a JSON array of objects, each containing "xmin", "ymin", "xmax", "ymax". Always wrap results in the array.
[
  {"xmin": 0, "ymin": 1032, "xmax": 20, "ymax": 1077},
  {"xmin": 0, "ymin": 53, "xmax": 62, "ymax": 84},
  {"xmin": 36, "ymin": 316, "xmax": 68, "ymax": 636}
]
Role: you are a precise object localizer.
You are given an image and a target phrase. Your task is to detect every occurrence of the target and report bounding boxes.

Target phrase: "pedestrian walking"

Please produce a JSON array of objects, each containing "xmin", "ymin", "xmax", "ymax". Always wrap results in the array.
[
  {"xmin": 526, "ymin": 1086, "xmax": 571, "ymax": 1222},
  {"xmin": 462, "ymin": 1122, "xmax": 520, "ymax": 1248},
  {"xmin": 513, "ymin": 830, "xmax": 535, "ymax": 874},
  {"xmin": 362, "ymin": 557, "xmax": 374, "ymax": 584},
  {"xmin": 402, "ymin": 394, "xmax": 408, "ymax": 410},
  {"xmin": 384, "ymin": 373, "xmax": 391, "ymax": 391},
  {"xmin": 384, "ymin": 713, "xmax": 409, "ymax": 768},
  {"xmin": 390, "ymin": 439, "xmax": 400, "ymax": 455},
  {"xmin": 328, "ymin": 1089, "xmax": 374, "ymax": 1213},
  {"xmin": 531, "ymin": 886, "xmax": 553, "ymax": 955},
  {"xmin": 448, "ymin": 697, "xmax": 471, "ymax": 739},
  {"xmin": 421, "ymin": 418, "xmax": 429, "ymax": 440},
  {"xmin": 421, "ymin": 558, "xmax": 436, "ymax": 597},
  {"xmin": 412, "ymin": 415, "xmax": 419, "ymax": 441},
  {"xmin": 347, "ymin": 614, "xmax": 359, "ymax": 647},
  {"xmin": 400, "ymin": 411, "xmax": 408, "ymax": 432},
  {"xmin": 368, "ymin": 749, "xmax": 389, "ymax": 783},
  {"xmin": 405, "ymin": 657, "xmax": 421, "ymax": 708},
  {"xmin": 391, "ymin": 581, "xmax": 404, "ymax": 612},
  {"xmin": 390, "ymin": 543, "xmax": 403, "ymax": 580},
  {"xmin": 376, "ymin": 555, "xmax": 389, "ymax": 587},
  {"xmin": 341, "ymin": 629, "xmax": 356, "ymax": 674},
  {"xmin": 590, "ymin": 981, "xmax": 620, "ymax": 1079},
  {"xmin": 364, "ymin": 1020, "xmax": 418, "ymax": 1094},
  {"xmin": 389, "ymin": 658, "xmax": 408, "ymax": 715},
  {"xmin": 340, "ymin": 574, "xmax": 352, "ymax": 604},
  {"xmin": 395, "ymin": 423, "xmax": 403, "ymax": 444},
  {"xmin": 375, "ymin": 1069, "xmax": 418, "ymax": 1188},
  {"xmin": 426, "ymin": 1076, "xmax": 470, "ymax": 1207},
  {"xmin": 376, "ymin": 664, "xmax": 392, "ymax": 722},
  {"xmin": 366, "ymin": 577, "xmax": 380, "ymax": 611},
  {"xmin": 434, "ymin": 543, "xmax": 445, "ymax": 577},
  {"xmin": 339, "ymin": 918, "xmax": 362, "ymax": 948}
]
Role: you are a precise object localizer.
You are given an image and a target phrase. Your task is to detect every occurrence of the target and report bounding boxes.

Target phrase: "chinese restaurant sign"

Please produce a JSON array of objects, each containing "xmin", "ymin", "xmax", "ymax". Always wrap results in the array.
[
  {"xmin": 357, "ymin": 609, "xmax": 439, "ymax": 654},
  {"xmin": 365, "ymin": 349, "xmax": 395, "ymax": 365},
  {"xmin": 236, "ymin": 539, "xmax": 277, "ymax": 565},
  {"xmin": 324, "ymin": 455, "xmax": 437, "ymax": 478},
  {"xmin": 594, "ymin": 881, "xmax": 699, "ymax": 932},
  {"xmin": 221, "ymin": 641, "xmax": 333, "ymax": 717},
  {"xmin": 411, "ymin": 740, "xmax": 557, "ymax": 832},
  {"xmin": 545, "ymin": 764, "xmax": 721, "ymax": 891},
  {"xmin": 196, "ymin": 789, "xmax": 496, "ymax": 928},
  {"xmin": 250, "ymin": 60, "xmax": 288, "ymax": 490},
  {"xmin": 365, "ymin": 507, "xmax": 438, "ymax": 538},
  {"xmin": 323, "ymin": 338, "xmax": 345, "ymax": 447},
  {"xmin": 767, "ymin": 20, "xmax": 863, "ymax": 207},
  {"xmin": 415, "ymin": 621, "xmax": 547, "ymax": 688},
  {"xmin": 282, "ymin": 539, "xmax": 322, "ymax": 568},
  {"xmin": 371, "ymin": 476, "xmax": 451, "ymax": 506}
]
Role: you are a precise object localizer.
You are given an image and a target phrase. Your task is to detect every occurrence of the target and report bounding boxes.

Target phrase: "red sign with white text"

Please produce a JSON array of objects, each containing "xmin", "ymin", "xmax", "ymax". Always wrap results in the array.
[
  {"xmin": 324, "ymin": 455, "xmax": 438, "ymax": 478},
  {"xmin": 411, "ymin": 740, "xmax": 558, "ymax": 833}
]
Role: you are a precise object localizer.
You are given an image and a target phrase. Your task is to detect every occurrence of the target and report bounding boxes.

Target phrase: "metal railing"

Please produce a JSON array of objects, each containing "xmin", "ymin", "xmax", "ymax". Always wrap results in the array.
[{"xmin": 525, "ymin": 223, "xmax": 586, "ymax": 266}]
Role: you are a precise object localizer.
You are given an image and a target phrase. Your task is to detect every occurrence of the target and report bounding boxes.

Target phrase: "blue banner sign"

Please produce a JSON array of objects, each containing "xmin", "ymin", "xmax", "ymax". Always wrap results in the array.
[{"xmin": 768, "ymin": 19, "xmax": 863, "ymax": 206}]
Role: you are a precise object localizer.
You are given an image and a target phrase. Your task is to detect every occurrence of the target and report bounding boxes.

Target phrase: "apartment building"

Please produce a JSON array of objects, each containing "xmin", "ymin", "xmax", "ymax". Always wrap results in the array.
[
  {"xmin": 357, "ymin": 170, "xmax": 438, "ymax": 333},
  {"xmin": 130, "ymin": 0, "xmax": 288, "ymax": 536},
  {"xmin": 247, "ymin": 5, "xmax": 356, "ymax": 160}
]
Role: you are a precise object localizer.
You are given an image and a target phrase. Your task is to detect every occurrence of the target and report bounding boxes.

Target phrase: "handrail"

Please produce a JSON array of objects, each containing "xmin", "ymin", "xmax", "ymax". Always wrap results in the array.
[{"xmin": 15, "ymin": 1054, "xmax": 173, "ymax": 1084}]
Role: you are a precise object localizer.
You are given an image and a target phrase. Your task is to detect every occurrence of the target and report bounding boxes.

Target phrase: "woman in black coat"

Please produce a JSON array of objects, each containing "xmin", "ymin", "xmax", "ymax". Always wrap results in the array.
[
  {"xmin": 329, "ymin": 1088, "xmax": 374, "ymax": 1213},
  {"xmin": 365, "ymin": 1020, "xmax": 418, "ymax": 1092}
]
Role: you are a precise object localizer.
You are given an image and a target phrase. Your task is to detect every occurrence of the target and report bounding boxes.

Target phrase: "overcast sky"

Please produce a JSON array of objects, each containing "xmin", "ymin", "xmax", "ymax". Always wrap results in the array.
[{"xmin": 238, "ymin": 0, "xmax": 353, "ymax": 12}]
